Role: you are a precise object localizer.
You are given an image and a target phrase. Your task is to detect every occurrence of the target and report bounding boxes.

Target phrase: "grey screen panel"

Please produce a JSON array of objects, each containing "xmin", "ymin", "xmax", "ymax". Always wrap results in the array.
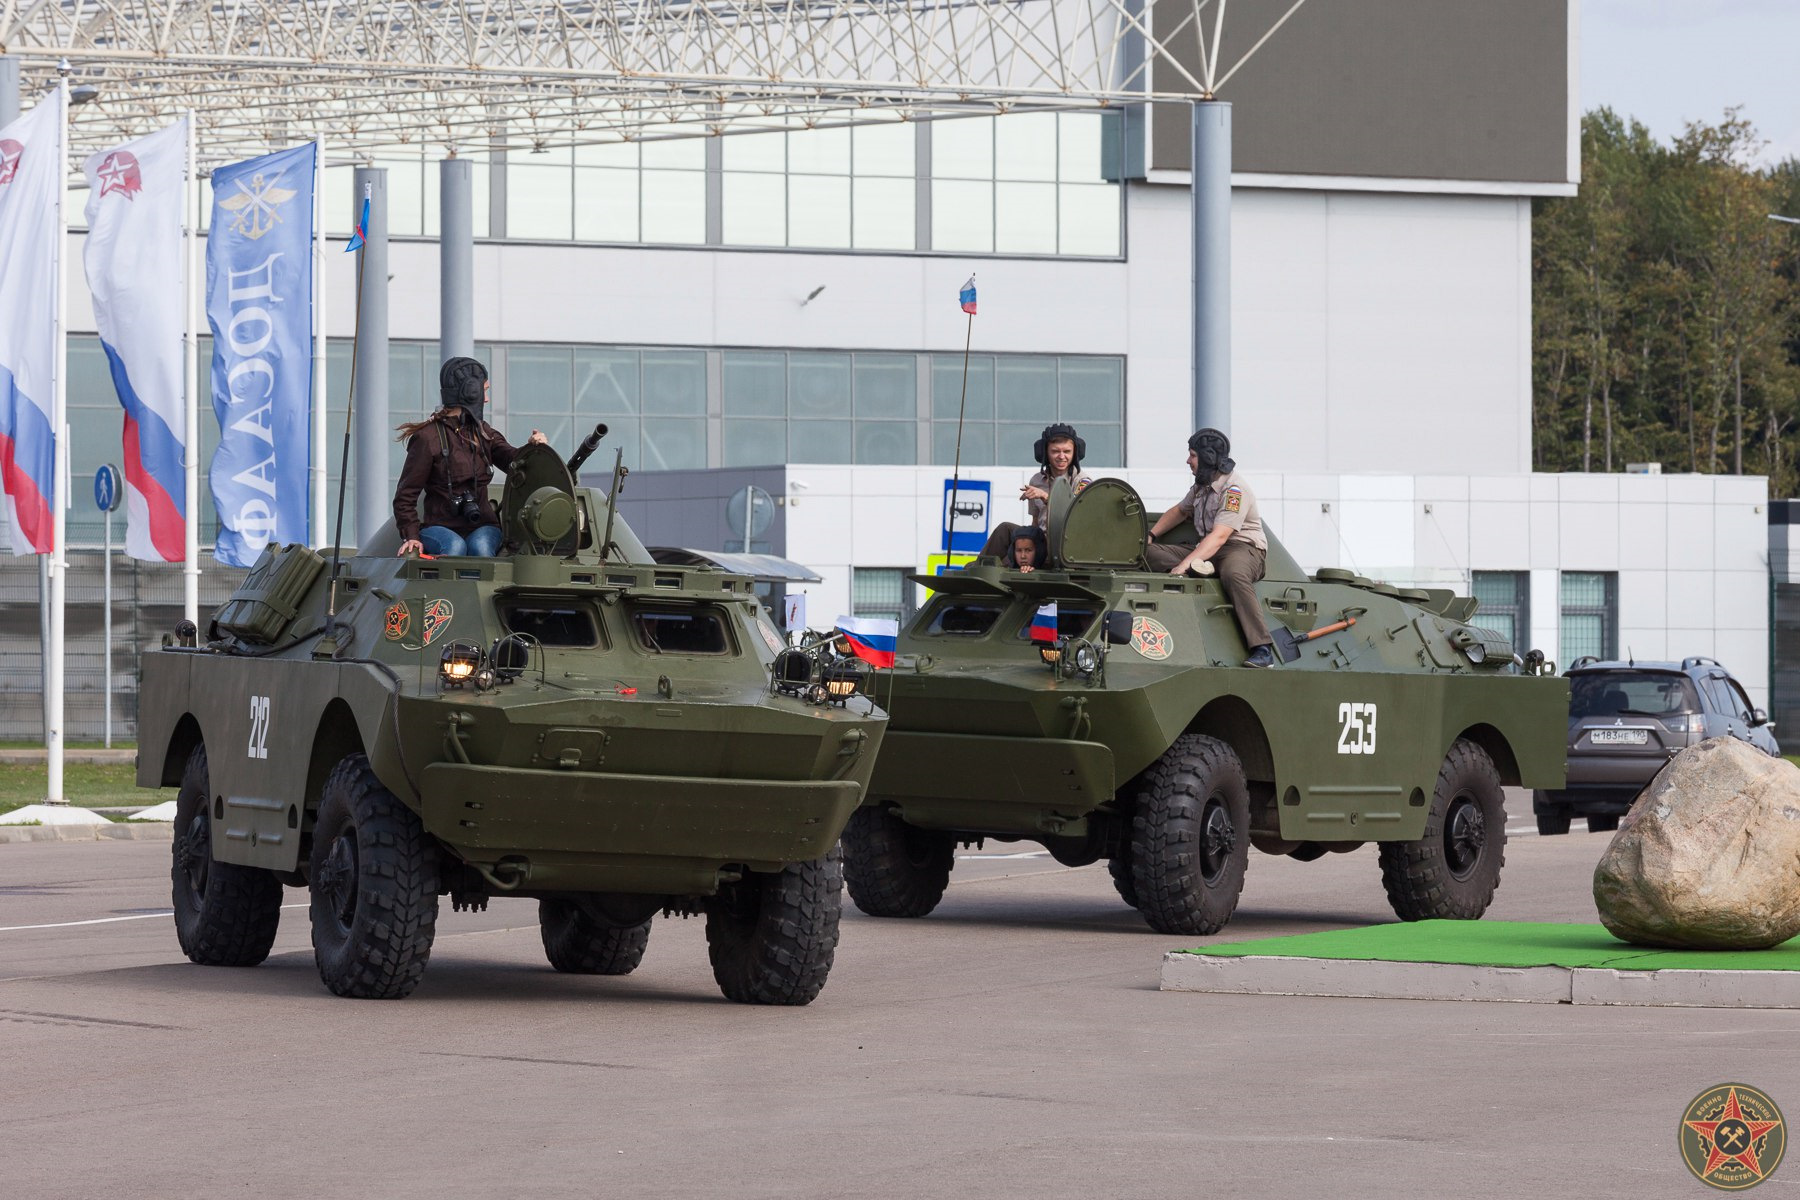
[{"xmin": 1150, "ymin": 0, "xmax": 1572, "ymax": 184}]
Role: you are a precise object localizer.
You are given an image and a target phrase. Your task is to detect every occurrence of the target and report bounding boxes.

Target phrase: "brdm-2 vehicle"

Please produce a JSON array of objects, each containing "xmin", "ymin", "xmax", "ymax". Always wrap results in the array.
[
  {"xmin": 843, "ymin": 478, "xmax": 1569, "ymax": 936},
  {"xmin": 137, "ymin": 436, "xmax": 885, "ymax": 1004}
]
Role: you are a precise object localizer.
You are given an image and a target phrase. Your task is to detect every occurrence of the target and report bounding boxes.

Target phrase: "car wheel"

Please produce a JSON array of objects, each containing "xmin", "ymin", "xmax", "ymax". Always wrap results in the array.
[
  {"xmin": 1586, "ymin": 814, "xmax": 1620, "ymax": 833},
  {"xmin": 704, "ymin": 845, "xmax": 843, "ymax": 1005},
  {"xmin": 1129, "ymin": 733, "xmax": 1251, "ymax": 936},
  {"xmin": 170, "ymin": 744, "xmax": 284, "ymax": 966},
  {"xmin": 1380, "ymin": 739, "xmax": 1506, "ymax": 921}
]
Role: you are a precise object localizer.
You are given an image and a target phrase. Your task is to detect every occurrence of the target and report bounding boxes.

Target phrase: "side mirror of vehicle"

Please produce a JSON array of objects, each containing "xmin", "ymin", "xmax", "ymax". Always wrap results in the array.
[
  {"xmin": 1103, "ymin": 611, "xmax": 1133, "ymax": 646},
  {"xmin": 1752, "ymin": 708, "xmax": 1773, "ymax": 728}
]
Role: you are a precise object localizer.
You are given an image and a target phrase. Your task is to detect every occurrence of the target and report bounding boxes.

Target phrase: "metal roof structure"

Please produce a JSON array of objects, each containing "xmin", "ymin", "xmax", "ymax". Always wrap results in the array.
[{"xmin": 0, "ymin": 0, "xmax": 1305, "ymax": 162}]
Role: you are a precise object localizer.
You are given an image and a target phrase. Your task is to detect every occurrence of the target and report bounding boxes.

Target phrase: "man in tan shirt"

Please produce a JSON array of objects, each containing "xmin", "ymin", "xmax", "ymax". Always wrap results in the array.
[{"xmin": 1146, "ymin": 428, "xmax": 1274, "ymax": 667}]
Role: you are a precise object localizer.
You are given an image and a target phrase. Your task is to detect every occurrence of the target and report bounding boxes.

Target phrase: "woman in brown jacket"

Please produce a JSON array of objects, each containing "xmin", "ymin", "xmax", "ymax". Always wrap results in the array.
[{"xmin": 393, "ymin": 357, "xmax": 545, "ymax": 556}]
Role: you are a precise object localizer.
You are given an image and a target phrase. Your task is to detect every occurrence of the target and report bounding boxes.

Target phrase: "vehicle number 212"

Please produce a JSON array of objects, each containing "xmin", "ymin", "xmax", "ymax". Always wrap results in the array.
[
  {"xmin": 1336, "ymin": 702, "xmax": 1377, "ymax": 755},
  {"xmin": 246, "ymin": 695, "xmax": 271, "ymax": 760}
]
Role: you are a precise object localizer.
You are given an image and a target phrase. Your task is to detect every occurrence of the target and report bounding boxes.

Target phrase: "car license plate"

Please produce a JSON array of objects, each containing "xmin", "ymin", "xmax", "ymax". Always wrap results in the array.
[{"xmin": 1590, "ymin": 728, "xmax": 1648, "ymax": 745}]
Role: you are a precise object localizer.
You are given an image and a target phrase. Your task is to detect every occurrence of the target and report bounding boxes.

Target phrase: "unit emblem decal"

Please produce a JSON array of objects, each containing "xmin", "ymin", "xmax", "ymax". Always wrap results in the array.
[
  {"xmin": 1681, "ymin": 1083, "xmax": 1785, "ymax": 1190},
  {"xmin": 383, "ymin": 602, "xmax": 411, "ymax": 641},
  {"xmin": 1131, "ymin": 616, "xmax": 1173, "ymax": 660},
  {"xmin": 1222, "ymin": 485, "xmax": 1243, "ymax": 514},
  {"xmin": 421, "ymin": 598, "xmax": 455, "ymax": 646}
]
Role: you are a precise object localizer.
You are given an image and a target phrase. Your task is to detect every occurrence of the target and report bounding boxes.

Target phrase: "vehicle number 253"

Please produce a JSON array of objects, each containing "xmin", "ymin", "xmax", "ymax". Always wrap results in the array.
[
  {"xmin": 1336, "ymin": 702, "xmax": 1377, "ymax": 755},
  {"xmin": 246, "ymin": 695, "xmax": 271, "ymax": 760}
]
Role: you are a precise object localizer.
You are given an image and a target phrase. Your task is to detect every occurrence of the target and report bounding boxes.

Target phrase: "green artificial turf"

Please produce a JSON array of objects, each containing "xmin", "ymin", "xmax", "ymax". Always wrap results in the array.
[{"xmin": 1183, "ymin": 920, "xmax": 1800, "ymax": 973}]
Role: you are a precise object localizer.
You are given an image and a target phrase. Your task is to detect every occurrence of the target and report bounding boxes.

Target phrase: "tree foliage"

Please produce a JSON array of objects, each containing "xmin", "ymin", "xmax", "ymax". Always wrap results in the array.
[{"xmin": 1534, "ymin": 109, "xmax": 1800, "ymax": 491}]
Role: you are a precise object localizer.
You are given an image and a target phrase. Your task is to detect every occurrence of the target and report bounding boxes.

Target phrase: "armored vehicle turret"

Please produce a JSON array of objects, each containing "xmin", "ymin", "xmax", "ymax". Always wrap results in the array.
[
  {"xmin": 842, "ymin": 477, "xmax": 1567, "ymax": 935},
  {"xmin": 138, "ymin": 438, "xmax": 884, "ymax": 1005}
]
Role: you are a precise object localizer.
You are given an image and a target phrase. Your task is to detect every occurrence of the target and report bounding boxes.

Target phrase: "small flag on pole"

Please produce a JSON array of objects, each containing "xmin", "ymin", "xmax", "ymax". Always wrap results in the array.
[
  {"xmin": 1030, "ymin": 603, "xmax": 1059, "ymax": 644},
  {"xmin": 834, "ymin": 615, "xmax": 899, "ymax": 669},
  {"xmin": 345, "ymin": 195, "xmax": 370, "ymax": 253},
  {"xmin": 959, "ymin": 275, "xmax": 977, "ymax": 315}
]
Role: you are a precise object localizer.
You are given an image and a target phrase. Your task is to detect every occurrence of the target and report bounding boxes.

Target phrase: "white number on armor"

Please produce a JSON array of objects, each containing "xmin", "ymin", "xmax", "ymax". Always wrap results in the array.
[
  {"xmin": 247, "ymin": 695, "xmax": 271, "ymax": 760},
  {"xmin": 1336, "ymin": 702, "xmax": 1377, "ymax": 755}
]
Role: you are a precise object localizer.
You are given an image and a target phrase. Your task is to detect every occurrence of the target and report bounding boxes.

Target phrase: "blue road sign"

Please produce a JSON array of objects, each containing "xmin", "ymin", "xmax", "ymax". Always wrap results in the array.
[
  {"xmin": 941, "ymin": 479, "xmax": 991, "ymax": 554},
  {"xmin": 93, "ymin": 464, "xmax": 122, "ymax": 513}
]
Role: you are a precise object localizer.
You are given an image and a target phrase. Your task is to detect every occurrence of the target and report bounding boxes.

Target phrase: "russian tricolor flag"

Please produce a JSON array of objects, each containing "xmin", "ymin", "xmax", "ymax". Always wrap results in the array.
[
  {"xmin": 0, "ymin": 94, "xmax": 62, "ymax": 556},
  {"xmin": 959, "ymin": 275, "xmax": 977, "ymax": 315},
  {"xmin": 835, "ymin": 615, "xmax": 899, "ymax": 669},
  {"xmin": 1030, "ymin": 602, "xmax": 1058, "ymax": 644}
]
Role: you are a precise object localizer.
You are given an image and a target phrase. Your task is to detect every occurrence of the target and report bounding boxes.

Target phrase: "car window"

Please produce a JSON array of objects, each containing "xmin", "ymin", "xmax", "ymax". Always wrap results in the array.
[
  {"xmin": 1567, "ymin": 671, "xmax": 1698, "ymax": 718},
  {"xmin": 920, "ymin": 600, "xmax": 1006, "ymax": 637},
  {"xmin": 1723, "ymin": 677, "xmax": 1756, "ymax": 721},
  {"xmin": 1700, "ymin": 676, "xmax": 1744, "ymax": 720}
]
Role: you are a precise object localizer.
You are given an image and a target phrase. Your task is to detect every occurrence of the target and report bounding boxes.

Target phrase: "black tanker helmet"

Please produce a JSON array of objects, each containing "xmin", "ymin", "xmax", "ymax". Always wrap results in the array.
[
  {"xmin": 439, "ymin": 356, "xmax": 489, "ymax": 420},
  {"xmin": 1188, "ymin": 427, "xmax": 1234, "ymax": 487},
  {"xmin": 1034, "ymin": 423, "xmax": 1085, "ymax": 474}
]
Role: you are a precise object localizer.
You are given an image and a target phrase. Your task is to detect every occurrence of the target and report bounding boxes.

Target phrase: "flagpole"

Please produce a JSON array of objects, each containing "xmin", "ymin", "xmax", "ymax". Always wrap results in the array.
[
  {"xmin": 46, "ymin": 80, "xmax": 68, "ymax": 804},
  {"xmin": 182, "ymin": 110, "xmax": 200, "ymax": 624},
  {"xmin": 946, "ymin": 276, "xmax": 974, "ymax": 563},
  {"xmin": 311, "ymin": 139, "xmax": 326, "ymax": 549}
]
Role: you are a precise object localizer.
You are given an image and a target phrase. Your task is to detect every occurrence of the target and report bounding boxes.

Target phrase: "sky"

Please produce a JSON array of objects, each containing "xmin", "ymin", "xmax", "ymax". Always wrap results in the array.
[{"xmin": 1582, "ymin": 0, "xmax": 1800, "ymax": 165}]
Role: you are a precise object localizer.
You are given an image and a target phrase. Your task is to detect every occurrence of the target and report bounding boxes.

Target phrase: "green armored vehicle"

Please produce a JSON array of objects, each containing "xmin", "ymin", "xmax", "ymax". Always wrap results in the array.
[
  {"xmin": 138, "ymin": 438, "xmax": 885, "ymax": 1005},
  {"xmin": 843, "ymin": 478, "xmax": 1567, "ymax": 935}
]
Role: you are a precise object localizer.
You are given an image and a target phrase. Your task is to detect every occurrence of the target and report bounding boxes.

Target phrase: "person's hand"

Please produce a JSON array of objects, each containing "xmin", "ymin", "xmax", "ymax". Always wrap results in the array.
[
  {"xmin": 1018, "ymin": 565, "xmax": 1034, "ymax": 574},
  {"xmin": 528, "ymin": 429, "xmax": 548, "ymax": 445},
  {"xmin": 1019, "ymin": 485, "xmax": 1047, "ymax": 502},
  {"xmin": 399, "ymin": 539, "xmax": 423, "ymax": 557},
  {"xmin": 1168, "ymin": 562, "xmax": 1188, "ymax": 576}
]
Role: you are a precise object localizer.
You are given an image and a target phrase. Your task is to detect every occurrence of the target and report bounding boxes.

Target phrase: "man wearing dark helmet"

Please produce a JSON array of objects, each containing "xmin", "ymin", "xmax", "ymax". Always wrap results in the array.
[
  {"xmin": 980, "ymin": 422, "xmax": 1092, "ymax": 560},
  {"xmin": 1146, "ymin": 428, "xmax": 1275, "ymax": 668}
]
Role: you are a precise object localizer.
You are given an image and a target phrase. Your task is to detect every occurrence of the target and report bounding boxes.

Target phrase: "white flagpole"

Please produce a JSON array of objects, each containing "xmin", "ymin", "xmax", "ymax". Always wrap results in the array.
[
  {"xmin": 46, "ymin": 80, "xmax": 67, "ymax": 804},
  {"xmin": 183, "ymin": 110, "xmax": 200, "ymax": 623},
  {"xmin": 311, "ymin": 139, "xmax": 326, "ymax": 548}
]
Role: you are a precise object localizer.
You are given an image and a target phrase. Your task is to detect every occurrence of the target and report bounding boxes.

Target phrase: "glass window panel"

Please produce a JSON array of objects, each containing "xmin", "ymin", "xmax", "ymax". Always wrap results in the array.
[
  {"xmin": 67, "ymin": 337, "xmax": 115, "ymax": 407},
  {"xmin": 1077, "ymin": 423, "xmax": 1122, "ymax": 469},
  {"xmin": 1057, "ymin": 358, "xmax": 1123, "ymax": 423},
  {"xmin": 642, "ymin": 351, "xmax": 707, "ymax": 415},
  {"xmin": 852, "ymin": 567, "xmax": 909, "ymax": 622},
  {"xmin": 722, "ymin": 172, "xmax": 787, "ymax": 246},
  {"xmin": 575, "ymin": 168, "xmax": 640, "ymax": 242},
  {"xmin": 524, "ymin": 413, "xmax": 575, "ymax": 453},
  {"xmin": 930, "ymin": 180, "xmax": 993, "ymax": 252},
  {"xmin": 856, "ymin": 421, "xmax": 915, "ymax": 465},
  {"xmin": 855, "ymin": 121, "xmax": 916, "ymax": 177},
  {"xmin": 852, "ymin": 177, "xmax": 915, "ymax": 250},
  {"xmin": 789, "ymin": 126, "xmax": 849, "ymax": 175},
  {"xmin": 788, "ymin": 175, "xmax": 851, "ymax": 248},
  {"xmin": 723, "ymin": 418, "xmax": 787, "ymax": 466},
  {"xmin": 789, "ymin": 353, "xmax": 852, "ymax": 418},
  {"xmin": 388, "ymin": 343, "xmax": 427, "ymax": 422},
  {"xmin": 789, "ymin": 419, "xmax": 853, "ymax": 463},
  {"xmin": 641, "ymin": 139, "xmax": 705, "ymax": 169},
  {"xmin": 575, "ymin": 142, "xmax": 638, "ymax": 168},
  {"xmin": 508, "ymin": 347, "xmax": 574, "ymax": 416},
  {"xmin": 1480, "ymin": 612, "xmax": 1516, "ymax": 644},
  {"xmin": 380, "ymin": 156, "xmax": 425, "ymax": 236},
  {"xmin": 932, "ymin": 117, "xmax": 994, "ymax": 179},
  {"xmin": 1058, "ymin": 184, "xmax": 1121, "ymax": 257},
  {"xmin": 995, "ymin": 182, "xmax": 1057, "ymax": 254},
  {"xmin": 1058, "ymin": 113, "xmax": 1109, "ymax": 183},
  {"xmin": 507, "ymin": 163, "xmax": 574, "ymax": 239},
  {"xmin": 1561, "ymin": 572, "xmax": 1607, "ymax": 608},
  {"xmin": 1561, "ymin": 614, "xmax": 1603, "ymax": 666},
  {"xmin": 642, "ymin": 418, "xmax": 707, "ymax": 471},
  {"xmin": 854, "ymin": 355, "xmax": 916, "ymax": 419},
  {"xmin": 590, "ymin": 415, "xmax": 640, "ymax": 473},
  {"xmin": 932, "ymin": 356, "xmax": 993, "ymax": 419},
  {"xmin": 995, "ymin": 358, "xmax": 1057, "ymax": 421},
  {"xmin": 575, "ymin": 349, "xmax": 640, "ymax": 415},
  {"xmin": 722, "ymin": 132, "xmax": 785, "ymax": 172},
  {"xmin": 995, "ymin": 113, "xmax": 1058, "ymax": 181},
  {"xmin": 933, "ymin": 421, "xmax": 993, "ymax": 466},
  {"xmin": 997, "ymin": 422, "xmax": 1041, "ymax": 465},
  {"xmin": 640, "ymin": 170, "xmax": 706, "ymax": 244},
  {"xmin": 722, "ymin": 352, "xmax": 787, "ymax": 416}
]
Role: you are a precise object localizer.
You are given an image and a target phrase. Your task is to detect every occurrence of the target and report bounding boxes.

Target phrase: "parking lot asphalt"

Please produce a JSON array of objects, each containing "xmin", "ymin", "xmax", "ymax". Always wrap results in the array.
[{"xmin": 2, "ymin": 792, "xmax": 1795, "ymax": 1199}]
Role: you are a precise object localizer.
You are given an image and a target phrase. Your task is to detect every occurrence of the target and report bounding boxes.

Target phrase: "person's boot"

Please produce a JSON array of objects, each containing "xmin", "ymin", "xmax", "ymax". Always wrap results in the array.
[{"xmin": 1242, "ymin": 644, "xmax": 1275, "ymax": 669}]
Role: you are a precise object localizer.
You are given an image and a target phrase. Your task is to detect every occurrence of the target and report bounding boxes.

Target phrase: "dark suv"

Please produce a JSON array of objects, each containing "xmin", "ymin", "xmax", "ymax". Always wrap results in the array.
[{"xmin": 1534, "ymin": 656, "xmax": 1781, "ymax": 835}]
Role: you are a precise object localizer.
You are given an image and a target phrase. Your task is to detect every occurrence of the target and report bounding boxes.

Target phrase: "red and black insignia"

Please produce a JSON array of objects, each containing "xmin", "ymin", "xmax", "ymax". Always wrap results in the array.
[
  {"xmin": 421, "ymin": 598, "xmax": 455, "ymax": 646},
  {"xmin": 382, "ymin": 602, "xmax": 410, "ymax": 640}
]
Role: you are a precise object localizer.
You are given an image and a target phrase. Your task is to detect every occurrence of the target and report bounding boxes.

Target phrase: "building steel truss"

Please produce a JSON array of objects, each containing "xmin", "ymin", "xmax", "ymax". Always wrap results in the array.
[{"xmin": 0, "ymin": 0, "xmax": 1298, "ymax": 161}]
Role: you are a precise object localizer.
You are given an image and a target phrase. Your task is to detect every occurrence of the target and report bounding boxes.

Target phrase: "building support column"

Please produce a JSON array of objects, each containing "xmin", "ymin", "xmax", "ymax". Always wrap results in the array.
[
  {"xmin": 352, "ymin": 167, "xmax": 389, "ymax": 547},
  {"xmin": 1191, "ymin": 100, "xmax": 1231, "ymax": 435},
  {"xmin": 439, "ymin": 157, "xmax": 474, "ymax": 362},
  {"xmin": 0, "ymin": 57, "xmax": 20, "ymax": 127}
]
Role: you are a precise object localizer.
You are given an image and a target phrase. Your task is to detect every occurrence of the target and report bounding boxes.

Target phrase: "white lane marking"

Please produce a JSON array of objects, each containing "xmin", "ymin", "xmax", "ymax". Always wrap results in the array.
[
  {"xmin": 956, "ymin": 851, "xmax": 1051, "ymax": 860},
  {"xmin": 0, "ymin": 902, "xmax": 306, "ymax": 934}
]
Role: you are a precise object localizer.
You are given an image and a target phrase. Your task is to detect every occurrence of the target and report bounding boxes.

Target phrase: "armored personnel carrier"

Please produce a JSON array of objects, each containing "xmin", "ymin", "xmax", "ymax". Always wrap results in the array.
[
  {"xmin": 843, "ymin": 478, "xmax": 1567, "ymax": 935},
  {"xmin": 137, "ymin": 436, "xmax": 884, "ymax": 1004}
]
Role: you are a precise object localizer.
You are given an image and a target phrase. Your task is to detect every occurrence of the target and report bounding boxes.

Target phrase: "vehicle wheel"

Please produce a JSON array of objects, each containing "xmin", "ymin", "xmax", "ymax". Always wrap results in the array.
[
  {"xmin": 1129, "ymin": 733, "xmax": 1251, "ymax": 936},
  {"xmin": 1587, "ymin": 814, "xmax": 1620, "ymax": 834},
  {"xmin": 704, "ymin": 845, "xmax": 842, "ymax": 1006},
  {"xmin": 841, "ymin": 805, "xmax": 953, "ymax": 918},
  {"xmin": 539, "ymin": 899, "xmax": 651, "ymax": 975},
  {"xmin": 1532, "ymin": 790, "xmax": 1570, "ymax": 836},
  {"xmin": 1380, "ymin": 739, "xmax": 1506, "ymax": 921},
  {"xmin": 309, "ymin": 753, "xmax": 439, "ymax": 999},
  {"xmin": 170, "ymin": 744, "xmax": 283, "ymax": 966},
  {"xmin": 1107, "ymin": 852, "xmax": 1139, "ymax": 910}
]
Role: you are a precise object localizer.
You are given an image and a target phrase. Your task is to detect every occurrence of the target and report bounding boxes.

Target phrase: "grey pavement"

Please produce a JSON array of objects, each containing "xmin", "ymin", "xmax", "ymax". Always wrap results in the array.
[{"xmin": 0, "ymin": 797, "xmax": 1795, "ymax": 1199}]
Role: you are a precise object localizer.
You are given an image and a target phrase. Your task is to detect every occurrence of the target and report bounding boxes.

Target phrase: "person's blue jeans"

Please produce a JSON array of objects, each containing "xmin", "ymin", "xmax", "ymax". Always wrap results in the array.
[{"xmin": 420, "ymin": 524, "xmax": 503, "ymax": 557}]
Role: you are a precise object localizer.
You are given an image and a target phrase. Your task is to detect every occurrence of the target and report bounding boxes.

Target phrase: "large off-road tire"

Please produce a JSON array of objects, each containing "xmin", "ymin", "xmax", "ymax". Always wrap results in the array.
[
  {"xmin": 539, "ymin": 899, "xmax": 652, "ymax": 975},
  {"xmin": 841, "ymin": 805, "xmax": 954, "ymax": 918},
  {"xmin": 1129, "ymin": 734, "xmax": 1251, "ymax": 936},
  {"xmin": 1534, "ymin": 794, "xmax": 1571, "ymax": 837},
  {"xmin": 170, "ymin": 744, "xmax": 284, "ymax": 966},
  {"xmin": 1107, "ymin": 849, "xmax": 1139, "ymax": 909},
  {"xmin": 309, "ymin": 754, "xmax": 439, "ymax": 999},
  {"xmin": 704, "ymin": 846, "xmax": 843, "ymax": 1006},
  {"xmin": 1380, "ymin": 739, "xmax": 1506, "ymax": 921},
  {"xmin": 1587, "ymin": 814, "xmax": 1620, "ymax": 834}
]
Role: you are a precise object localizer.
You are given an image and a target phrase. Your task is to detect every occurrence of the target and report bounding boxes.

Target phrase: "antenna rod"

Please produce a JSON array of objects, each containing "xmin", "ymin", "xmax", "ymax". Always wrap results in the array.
[
  {"xmin": 947, "ymin": 283, "xmax": 975, "ymax": 563},
  {"xmin": 599, "ymin": 447, "xmax": 627, "ymax": 563}
]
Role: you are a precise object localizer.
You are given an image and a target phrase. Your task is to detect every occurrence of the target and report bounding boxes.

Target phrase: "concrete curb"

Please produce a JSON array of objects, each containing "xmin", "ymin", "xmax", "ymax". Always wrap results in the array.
[
  {"xmin": 0, "ymin": 749, "xmax": 136, "ymax": 764},
  {"xmin": 1160, "ymin": 952, "xmax": 1800, "ymax": 1010},
  {"xmin": 0, "ymin": 822, "xmax": 173, "ymax": 844}
]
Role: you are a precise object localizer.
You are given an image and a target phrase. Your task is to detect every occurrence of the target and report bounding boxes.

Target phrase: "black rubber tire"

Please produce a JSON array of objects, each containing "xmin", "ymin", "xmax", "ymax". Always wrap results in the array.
[
  {"xmin": 1587, "ymin": 814, "xmax": 1620, "ymax": 834},
  {"xmin": 539, "ymin": 899, "xmax": 652, "ymax": 975},
  {"xmin": 841, "ymin": 805, "xmax": 954, "ymax": 918},
  {"xmin": 170, "ymin": 744, "xmax": 283, "ymax": 966},
  {"xmin": 1107, "ymin": 852, "xmax": 1139, "ymax": 910},
  {"xmin": 1535, "ymin": 808, "xmax": 1571, "ymax": 837},
  {"xmin": 308, "ymin": 753, "xmax": 439, "ymax": 999},
  {"xmin": 1380, "ymin": 739, "xmax": 1507, "ymax": 921},
  {"xmin": 1128, "ymin": 733, "xmax": 1251, "ymax": 936},
  {"xmin": 704, "ymin": 845, "xmax": 843, "ymax": 1006}
]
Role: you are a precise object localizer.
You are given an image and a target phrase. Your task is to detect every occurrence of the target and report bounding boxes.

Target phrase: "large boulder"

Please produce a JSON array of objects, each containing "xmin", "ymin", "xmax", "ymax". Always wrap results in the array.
[{"xmin": 1593, "ymin": 737, "xmax": 1800, "ymax": 950}]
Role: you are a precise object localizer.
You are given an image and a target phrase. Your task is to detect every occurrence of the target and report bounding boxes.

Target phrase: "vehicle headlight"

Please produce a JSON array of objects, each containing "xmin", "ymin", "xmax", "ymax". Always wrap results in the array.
[
  {"xmin": 1073, "ymin": 642, "xmax": 1100, "ymax": 674},
  {"xmin": 1039, "ymin": 641, "xmax": 1062, "ymax": 666},
  {"xmin": 823, "ymin": 662, "xmax": 865, "ymax": 700},
  {"xmin": 439, "ymin": 641, "xmax": 484, "ymax": 688}
]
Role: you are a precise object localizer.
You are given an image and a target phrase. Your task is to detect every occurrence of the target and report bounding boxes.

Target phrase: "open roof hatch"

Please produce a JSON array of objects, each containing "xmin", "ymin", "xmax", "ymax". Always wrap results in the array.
[{"xmin": 1047, "ymin": 477, "xmax": 1149, "ymax": 571}]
